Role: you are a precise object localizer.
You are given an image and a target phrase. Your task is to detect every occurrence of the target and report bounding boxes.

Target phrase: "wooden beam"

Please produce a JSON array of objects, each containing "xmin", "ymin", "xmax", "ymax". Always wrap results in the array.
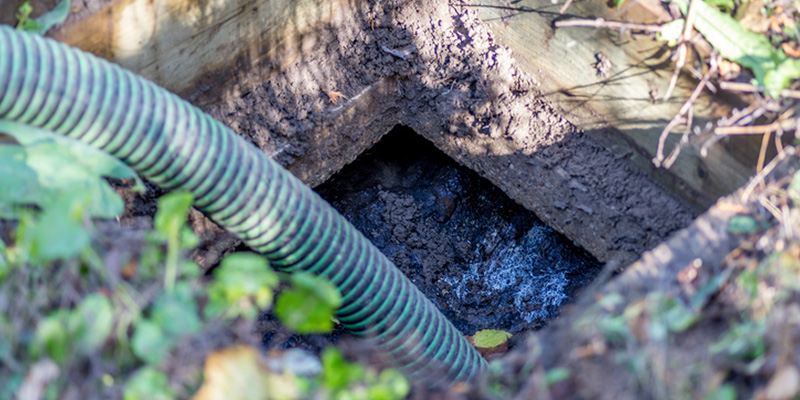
[{"xmin": 473, "ymin": 0, "xmax": 760, "ymax": 209}]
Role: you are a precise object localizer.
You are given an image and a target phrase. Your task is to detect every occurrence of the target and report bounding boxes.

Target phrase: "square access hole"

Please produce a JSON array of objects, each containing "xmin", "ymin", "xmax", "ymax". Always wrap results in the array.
[{"xmin": 315, "ymin": 125, "xmax": 600, "ymax": 334}]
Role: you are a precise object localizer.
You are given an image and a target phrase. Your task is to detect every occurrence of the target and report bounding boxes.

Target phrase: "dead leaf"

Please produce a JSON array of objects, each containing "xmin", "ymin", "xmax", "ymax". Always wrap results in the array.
[
  {"xmin": 466, "ymin": 329, "xmax": 512, "ymax": 360},
  {"xmin": 193, "ymin": 346, "xmax": 299, "ymax": 400},
  {"xmin": 763, "ymin": 365, "xmax": 800, "ymax": 400},
  {"xmin": 121, "ymin": 260, "xmax": 138, "ymax": 279},
  {"xmin": 718, "ymin": 57, "xmax": 742, "ymax": 79},
  {"xmin": 321, "ymin": 88, "xmax": 348, "ymax": 105},
  {"xmin": 17, "ymin": 359, "xmax": 59, "ymax": 400},
  {"xmin": 782, "ymin": 43, "xmax": 800, "ymax": 59}
]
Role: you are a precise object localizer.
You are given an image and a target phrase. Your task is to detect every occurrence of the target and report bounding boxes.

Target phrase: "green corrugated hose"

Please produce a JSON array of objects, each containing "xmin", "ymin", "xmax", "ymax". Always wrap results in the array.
[{"xmin": 0, "ymin": 26, "xmax": 487, "ymax": 384}]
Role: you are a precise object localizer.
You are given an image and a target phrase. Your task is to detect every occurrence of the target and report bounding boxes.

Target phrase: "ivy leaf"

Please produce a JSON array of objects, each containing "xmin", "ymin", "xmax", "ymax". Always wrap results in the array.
[
  {"xmin": 206, "ymin": 252, "xmax": 277, "ymax": 320},
  {"xmin": 124, "ymin": 367, "xmax": 173, "ymax": 400},
  {"xmin": 30, "ymin": 311, "xmax": 69, "ymax": 364},
  {"xmin": 30, "ymin": 0, "xmax": 70, "ymax": 35},
  {"xmin": 69, "ymin": 293, "xmax": 114, "ymax": 354},
  {"xmin": 21, "ymin": 194, "xmax": 91, "ymax": 261},
  {"xmin": 150, "ymin": 282, "xmax": 202, "ymax": 337},
  {"xmin": 466, "ymin": 329, "xmax": 512, "ymax": 359},
  {"xmin": 545, "ymin": 367, "xmax": 572, "ymax": 386},
  {"xmin": 131, "ymin": 320, "xmax": 173, "ymax": 364},
  {"xmin": 153, "ymin": 192, "xmax": 195, "ymax": 243},
  {"xmin": 727, "ymin": 215, "xmax": 760, "ymax": 234},
  {"xmin": 275, "ymin": 273, "xmax": 342, "ymax": 334},
  {"xmin": 321, "ymin": 347, "xmax": 364, "ymax": 391},
  {"xmin": 669, "ymin": 0, "xmax": 800, "ymax": 97},
  {"xmin": 0, "ymin": 120, "xmax": 143, "ymax": 219}
]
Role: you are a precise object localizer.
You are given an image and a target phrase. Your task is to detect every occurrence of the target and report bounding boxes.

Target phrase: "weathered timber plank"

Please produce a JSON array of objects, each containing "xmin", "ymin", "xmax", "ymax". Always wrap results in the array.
[
  {"xmin": 41, "ymin": 0, "xmax": 348, "ymax": 102},
  {"xmin": 473, "ymin": 0, "xmax": 761, "ymax": 210}
]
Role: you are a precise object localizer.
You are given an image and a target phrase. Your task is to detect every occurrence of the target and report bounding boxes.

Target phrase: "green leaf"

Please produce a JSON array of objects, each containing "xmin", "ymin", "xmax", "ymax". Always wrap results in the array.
[
  {"xmin": 788, "ymin": 171, "xmax": 800, "ymax": 204},
  {"xmin": 15, "ymin": 1, "xmax": 35, "ymax": 30},
  {"xmin": 31, "ymin": 0, "xmax": 71, "ymax": 35},
  {"xmin": 545, "ymin": 367, "xmax": 571, "ymax": 386},
  {"xmin": 704, "ymin": 383, "xmax": 737, "ymax": 400},
  {"xmin": 367, "ymin": 369, "xmax": 411, "ymax": 400},
  {"xmin": 206, "ymin": 252, "xmax": 278, "ymax": 320},
  {"xmin": 30, "ymin": 311, "xmax": 69, "ymax": 364},
  {"xmin": 321, "ymin": 348, "xmax": 364, "ymax": 391},
  {"xmin": 703, "ymin": 0, "xmax": 735, "ymax": 11},
  {"xmin": 471, "ymin": 329, "xmax": 512, "ymax": 348},
  {"xmin": 154, "ymin": 192, "xmax": 194, "ymax": 237},
  {"xmin": 727, "ymin": 215, "xmax": 760, "ymax": 234},
  {"xmin": 69, "ymin": 293, "xmax": 114, "ymax": 354},
  {"xmin": 124, "ymin": 367, "xmax": 173, "ymax": 400},
  {"xmin": 150, "ymin": 282, "xmax": 202, "ymax": 337},
  {"xmin": 24, "ymin": 195, "xmax": 90, "ymax": 260},
  {"xmin": 670, "ymin": 0, "xmax": 800, "ymax": 96},
  {"xmin": 275, "ymin": 273, "xmax": 342, "ymax": 334},
  {"xmin": 215, "ymin": 253, "xmax": 278, "ymax": 295},
  {"xmin": 131, "ymin": 320, "xmax": 173, "ymax": 364},
  {"xmin": 0, "ymin": 121, "xmax": 143, "ymax": 219}
]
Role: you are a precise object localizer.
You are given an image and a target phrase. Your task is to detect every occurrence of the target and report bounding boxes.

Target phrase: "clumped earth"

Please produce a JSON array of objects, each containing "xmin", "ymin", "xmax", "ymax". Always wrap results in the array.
[{"xmin": 316, "ymin": 126, "xmax": 599, "ymax": 335}]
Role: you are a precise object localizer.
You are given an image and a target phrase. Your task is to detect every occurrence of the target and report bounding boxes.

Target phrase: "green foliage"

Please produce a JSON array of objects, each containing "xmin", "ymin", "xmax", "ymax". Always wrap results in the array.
[
  {"xmin": 669, "ymin": 0, "xmax": 800, "ymax": 97},
  {"xmin": 322, "ymin": 348, "xmax": 367, "ymax": 391},
  {"xmin": 705, "ymin": 383, "xmax": 738, "ymax": 400},
  {"xmin": 788, "ymin": 171, "xmax": 800, "ymax": 205},
  {"xmin": 132, "ymin": 282, "xmax": 201, "ymax": 364},
  {"xmin": 15, "ymin": 0, "xmax": 71, "ymax": 34},
  {"xmin": 727, "ymin": 215, "xmax": 760, "ymax": 234},
  {"xmin": 275, "ymin": 272, "xmax": 342, "ymax": 334},
  {"xmin": 0, "ymin": 122, "xmax": 383, "ymax": 399},
  {"xmin": 131, "ymin": 319, "xmax": 173, "ymax": 364},
  {"xmin": 545, "ymin": 367, "xmax": 571, "ymax": 386},
  {"xmin": 30, "ymin": 293, "xmax": 114, "ymax": 363},
  {"xmin": 471, "ymin": 329, "xmax": 512, "ymax": 348},
  {"xmin": 124, "ymin": 367, "xmax": 174, "ymax": 400},
  {"xmin": 151, "ymin": 192, "xmax": 198, "ymax": 291},
  {"xmin": 703, "ymin": 0, "xmax": 735, "ymax": 12},
  {"xmin": 710, "ymin": 319, "xmax": 767, "ymax": 362},
  {"xmin": 206, "ymin": 252, "xmax": 278, "ymax": 320},
  {"xmin": 319, "ymin": 348, "xmax": 409, "ymax": 400},
  {"xmin": 0, "ymin": 121, "xmax": 142, "ymax": 261}
]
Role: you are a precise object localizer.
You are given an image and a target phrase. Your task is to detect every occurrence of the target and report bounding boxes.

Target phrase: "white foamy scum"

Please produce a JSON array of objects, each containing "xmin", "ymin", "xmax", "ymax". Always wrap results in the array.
[{"xmin": 444, "ymin": 223, "xmax": 577, "ymax": 324}]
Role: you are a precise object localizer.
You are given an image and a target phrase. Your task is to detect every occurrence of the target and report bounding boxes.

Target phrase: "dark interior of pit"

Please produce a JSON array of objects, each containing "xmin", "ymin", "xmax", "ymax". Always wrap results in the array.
[{"xmin": 314, "ymin": 125, "xmax": 600, "ymax": 335}]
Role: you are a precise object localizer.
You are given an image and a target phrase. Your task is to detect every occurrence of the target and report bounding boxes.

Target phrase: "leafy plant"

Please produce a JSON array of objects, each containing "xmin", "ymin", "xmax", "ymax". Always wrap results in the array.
[
  {"xmin": 0, "ymin": 121, "xmax": 143, "ymax": 262},
  {"xmin": 15, "ymin": 0, "xmax": 71, "ymax": 34},
  {"xmin": 205, "ymin": 252, "xmax": 278, "ymax": 320},
  {"xmin": 668, "ymin": 0, "xmax": 800, "ymax": 97},
  {"xmin": 275, "ymin": 272, "xmax": 342, "ymax": 334}
]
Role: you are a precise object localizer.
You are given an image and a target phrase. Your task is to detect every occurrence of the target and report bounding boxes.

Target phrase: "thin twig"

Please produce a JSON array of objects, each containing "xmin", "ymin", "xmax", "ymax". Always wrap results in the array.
[
  {"xmin": 741, "ymin": 147, "xmax": 795, "ymax": 202},
  {"xmin": 714, "ymin": 118, "xmax": 798, "ymax": 135},
  {"xmin": 720, "ymin": 101, "xmax": 763, "ymax": 128},
  {"xmin": 664, "ymin": 0, "xmax": 699, "ymax": 101},
  {"xmin": 654, "ymin": 61, "xmax": 717, "ymax": 167},
  {"xmin": 663, "ymin": 106, "xmax": 694, "ymax": 168},
  {"xmin": 554, "ymin": 18, "xmax": 665, "ymax": 32},
  {"xmin": 720, "ymin": 81, "xmax": 800, "ymax": 99},
  {"xmin": 559, "ymin": 0, "xmax": 574, "ymax": 14},
  {"xmin": 759, "ymin": 196, "xmax": 783, "ymax": 222},
  {"xmin": 757, "ymin": 129, "xmax": 772, "ymax": 173},
  {"xmin": 686, "ymin": 64, "xmax": 717, "ymax": 93}
]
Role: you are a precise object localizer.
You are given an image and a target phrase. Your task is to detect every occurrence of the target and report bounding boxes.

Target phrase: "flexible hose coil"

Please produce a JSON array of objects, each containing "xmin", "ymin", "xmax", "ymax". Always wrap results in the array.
[{"xmin": 0, "ymin": 26, "xmax": 487, "ymax": 384}]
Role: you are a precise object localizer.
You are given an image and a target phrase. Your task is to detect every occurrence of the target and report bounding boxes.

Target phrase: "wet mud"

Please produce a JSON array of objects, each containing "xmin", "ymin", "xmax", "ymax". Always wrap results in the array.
[{"xmin": 316, "ymin": 126, "xmax": 599, "ymax": 334}]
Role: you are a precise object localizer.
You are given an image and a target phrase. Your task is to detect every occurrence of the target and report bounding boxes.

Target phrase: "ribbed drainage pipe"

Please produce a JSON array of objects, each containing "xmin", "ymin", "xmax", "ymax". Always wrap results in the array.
[{"xmin": 0, "ymin": 26, "xmax": 487, "ymax": 385}]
